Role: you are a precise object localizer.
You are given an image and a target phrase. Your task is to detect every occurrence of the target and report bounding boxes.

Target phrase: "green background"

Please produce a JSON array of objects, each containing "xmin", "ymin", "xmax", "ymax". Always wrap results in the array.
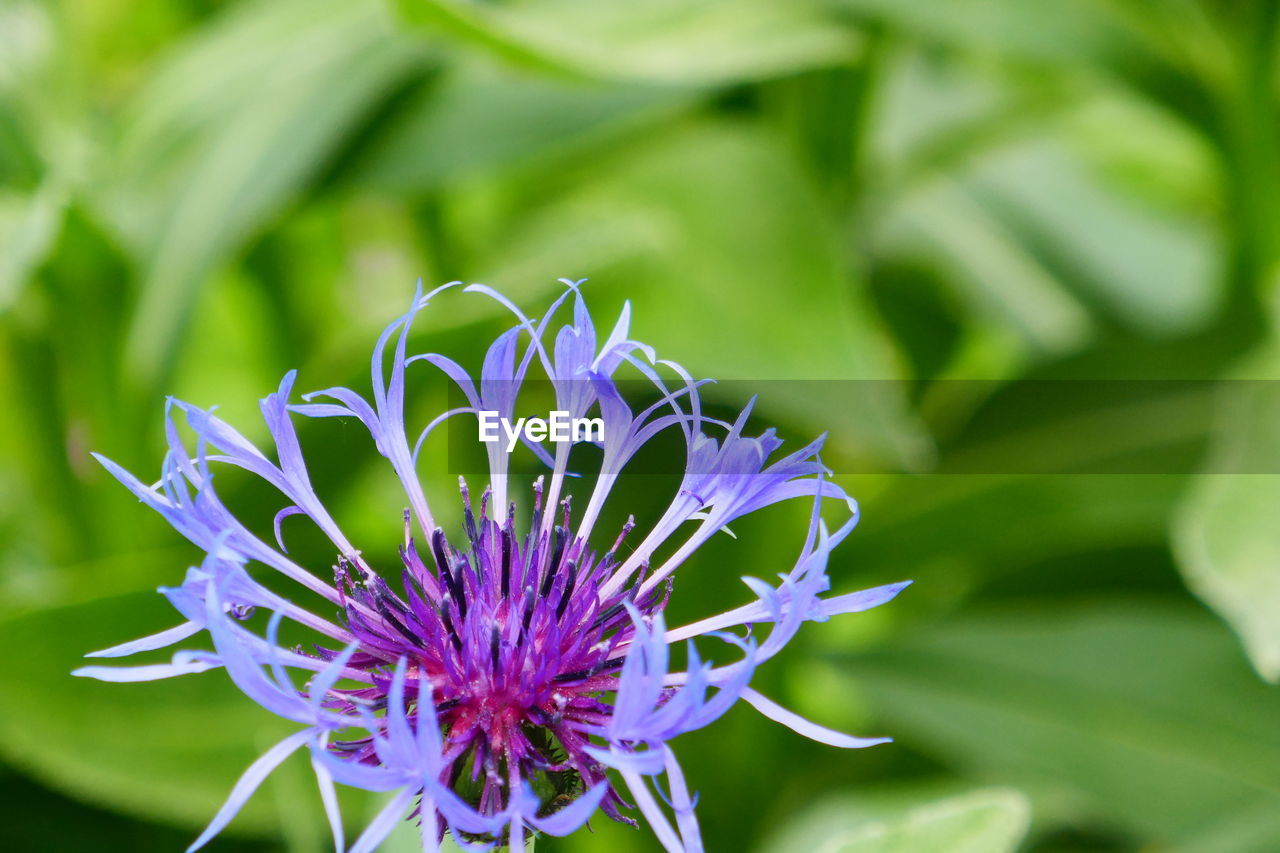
[{"xmin": 3, "ymin": 1, "xmax": 1280, "ymax": 851}]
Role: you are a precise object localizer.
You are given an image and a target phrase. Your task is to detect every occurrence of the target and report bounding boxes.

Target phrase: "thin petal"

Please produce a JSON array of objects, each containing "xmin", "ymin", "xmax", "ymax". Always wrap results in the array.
[
  {"xmin": 187, "ymin": 728, "xmax": 315, "ymax": 852},
  {"xmin": 72, "ymin": 658, "xmax": 220, "ymax": 682},
  {"xmin": 273, "ymin": 505, "xmax": 306, "ymax": 553},
  {"xmin": 819, "ymin": 580, "xmax": 913, "ymax": 618},
  {"xmin": 585, "ymin": 745, "xmax": 666, "ymax": 775},
  {"xmin": 350, "ymin": 788, "xmax": 415, "ymax": 853},
  {"xmin": 619, "ymin": 769, "xmax": 683, "ymax": 853},
  {"xmin": 528, "ymin": 783, "xmax": 607, "ymax": 836},
  {"xmin": 84, "ymin": 621, "xmax": 203, "ymax": 658},
  {"xmin": 662, "ymin": 746, "xmax": 703, "ymax": 853},
  {"xmin": 312, "ymin": 734, "xmax": 345, "ymax": 853},
  {"xmin": 740, "ymin": 688, "xmax": 891, "ymax": 748}
]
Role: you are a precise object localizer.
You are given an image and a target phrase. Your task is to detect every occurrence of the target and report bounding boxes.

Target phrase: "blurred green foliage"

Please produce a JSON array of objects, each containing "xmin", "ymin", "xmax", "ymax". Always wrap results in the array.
[{"xmin": 2, "ymin": 0, "xmax": 1280, "ymax": 851}]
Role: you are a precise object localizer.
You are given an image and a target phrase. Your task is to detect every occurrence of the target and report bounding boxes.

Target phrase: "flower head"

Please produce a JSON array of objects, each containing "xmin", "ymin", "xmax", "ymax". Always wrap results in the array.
[{"xmin": 77, "ymin": 280, "xmax": 909, "ymax": 852}]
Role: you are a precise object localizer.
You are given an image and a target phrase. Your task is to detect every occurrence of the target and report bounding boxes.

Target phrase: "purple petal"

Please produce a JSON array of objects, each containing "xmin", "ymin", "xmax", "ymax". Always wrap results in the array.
[
  {"xmin": 187, "ymin": 728, "xmax": 316, "ymax": 852},
  {"xmin": 662, "ymin": 747, "xmax": 703, "ymax": 853},
  {"xmin": 819, "ymin": 580, "xmax": 913, "ymax": 618},
  {"xmin": 72, "ymin": 658, "xmax": 220, "ymax": 682},
  {"xmin": 585, "ymin": 745, "xmax": 666, "ymax": 775},
  {"xmin": 311, "ymin": 736, "xmax": 345, "ymax": 853},
  {"xmin": 740, "ymin": 688, "xmax": 892, "ymax": 748},
  {"xmin": 84, "ymin": 621, "xmax": 202, "ymax": 658},
  {"xmin": 528, "ymin": 783, "xmax": 607, "ymax": 836},
  {"xmin": 272, "ymin": 505, "xmax": 305, "ymax": 553},
  {"xmin": 349, "ymin": 788, "xmax": 415, "ymax": 853},
  {"xmin": 618, "ymin": 769, "xmax": 683, "ymax": 853}
]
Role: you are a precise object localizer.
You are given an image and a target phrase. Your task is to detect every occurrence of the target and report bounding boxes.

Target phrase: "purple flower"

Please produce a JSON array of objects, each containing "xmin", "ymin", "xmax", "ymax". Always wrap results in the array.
[{"xmin": 76, "ymin": 281, "xmax": 909, "ymax": 852}]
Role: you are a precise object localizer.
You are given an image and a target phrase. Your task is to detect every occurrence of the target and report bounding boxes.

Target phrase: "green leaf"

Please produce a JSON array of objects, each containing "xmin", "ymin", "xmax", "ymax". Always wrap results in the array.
[
  {"xmin": 0, "ymin": 592, "xmax": 315, "ymax": 837},
  {"xmin": 761, "ymin": 787, "xmax": 1030, "ymax": 853},
  {"xmin": 353, "ymin": 59, "xmax": 693, "ymax": 193},
  {"xmin": 93, "ymin": 0, "xmax": 427, "ymax": 392},
  {"xmin": 865, "ymin": 40, "xmax": 1222, "ymax": 350},
  {"xmin": 481, "ymin": 120, "xmax": 930, "ymax": 469},
  {"xmin": 878, "ymin": 179, "xmax": 1093, "ymax": 354},
  {"xmin": 1175, "ymin": 348, "xmax": 1280, "ymax": 682},
  {"xmin": 0, "ymin": 1, "xmax": 55, "ymax": 99},
  {"xmin": 392, "ymin": 0, "xmax": 859, "ymax": 85},
  {"xmin": 1179, "ymin": 472, "xmax": 1280, "ymax": 684},
  {"xmin": 842, "ymin": 602, "xmax": 1280, "ymax": 850},
  {"xmin": 864, "ymin": 57, "xmax": 1089, "ymax": 357},
  {"xmin": 850, "ymin": 373, "xmax": 1214, "ymax": 587},
  {"xmin": 880, "ymin": 131, "xmax": 1221, "ymax": 342},
  {"xmin": 0, "ymin": 176, "xmax": 69, "ymax": 308},
  {"xmin": 832, "ymin": 0, "xmax": 1148, "ymax": 66},
  {"xmin": 852, "ymin": 475, "xmax": 1186, "ymax": 598},
  {"xmin": 0, "ymin": 0, "xmax": 82, "ymax": 310},
  {"xmin": 968, "ymin": 139, "xmax": 1222, "ymax": 336}
]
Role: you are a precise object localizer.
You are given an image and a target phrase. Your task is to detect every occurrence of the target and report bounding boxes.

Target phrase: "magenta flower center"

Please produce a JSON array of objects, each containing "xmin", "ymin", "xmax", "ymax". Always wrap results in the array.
[{"xmin": 322, "ymin": 480, "xmax": 663, "ymax": 825}]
